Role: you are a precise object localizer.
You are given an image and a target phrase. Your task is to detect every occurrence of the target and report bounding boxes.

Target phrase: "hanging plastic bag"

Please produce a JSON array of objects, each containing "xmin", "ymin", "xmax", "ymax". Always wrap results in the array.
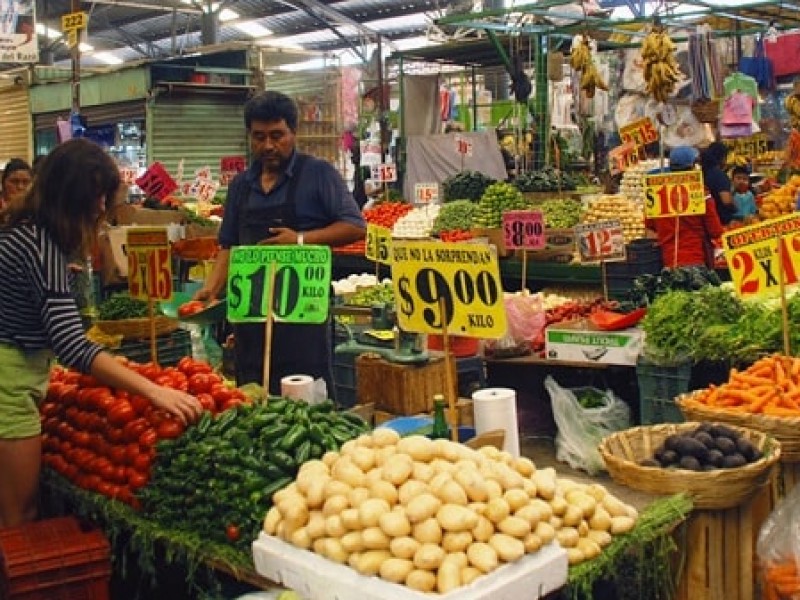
[
  {"xmin": 757, "ymin": 482, "xmax": 800, "ymax": 599},
  {"xmin": 545, "ymin": 376, "xmax": 631, "ymax": 475},
  {"xmin": 484, "ymin": 293, "xmax": 546, "ymax": 358}
]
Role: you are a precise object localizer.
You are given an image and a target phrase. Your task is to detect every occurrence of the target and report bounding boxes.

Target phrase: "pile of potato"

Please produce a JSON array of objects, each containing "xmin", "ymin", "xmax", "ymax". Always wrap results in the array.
[
  {"xmin": 581, "ymin": 194, "xmax": 647, "ymax": 244},
  {"xmin": 263, "ymin": 429, "xmax": 638, "ymax": 594}
]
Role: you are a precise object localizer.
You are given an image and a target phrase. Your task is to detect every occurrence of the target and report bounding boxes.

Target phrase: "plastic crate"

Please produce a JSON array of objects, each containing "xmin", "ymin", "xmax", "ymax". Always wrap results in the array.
[
  {"xmin": 0, "ymin": 517, "xmax": 110, "ymax": 600},
  {"xmin": 333, "ymin": 351, "xmax": 358, "ymax": 408},
  {"xmin": 114, "ymin": 328, "xmax": 192, "ymax": 367},
  {"xmin": 636, "ymin": 359, "xmax": 692, "ymax": 424},
  {"xmin": 457, "ymin": 355, "xmax": 486, "ymax": 398}
]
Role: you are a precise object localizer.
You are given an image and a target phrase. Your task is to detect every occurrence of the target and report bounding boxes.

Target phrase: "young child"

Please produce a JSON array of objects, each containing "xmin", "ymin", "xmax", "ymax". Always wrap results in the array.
[{"xmin": 731, "ymin": 166, "xmax": 758, "ymax": 222}]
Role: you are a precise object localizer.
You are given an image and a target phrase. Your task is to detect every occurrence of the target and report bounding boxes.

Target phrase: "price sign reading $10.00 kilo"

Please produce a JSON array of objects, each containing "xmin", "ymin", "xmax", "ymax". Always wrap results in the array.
[
  {"xmin": 723, "ymin": 214, "xmax": 800, "ymax": 299},
  {"xmin": 126, "ymin": 228, "xmax": 172, "ymax": 301},
  {"xmin": 226, "ymin": 246, "xmax": 331, "ymax": 323},
  {"xmin": 392, "ymin": 240, "xmax": 507, "ymax": 338},
  {"xmin": 502, "ymin": 210, "xmax": 545, "ymax": 250},
  {"xmin": 366, "ymin": 224, "xmax": 392, "ymax": 265},
  {"xmin": 575, "ymin": 220, "xmax": 626, "ymax": 263},
  {"xmin": 643, "ymin": 170, "xmax": 706, "ymax": 218}
]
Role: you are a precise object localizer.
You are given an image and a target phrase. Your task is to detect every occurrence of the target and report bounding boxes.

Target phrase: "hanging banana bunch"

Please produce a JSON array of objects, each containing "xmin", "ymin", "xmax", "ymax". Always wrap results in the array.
[
  {"xmin": 641, "ymin": 25, "xmax": 681, "ymax": 103},
  {"xmin": 570, "ymin": 34, "xmax": 608, "ymax": 99},
  {"xmin": 785, "ymin": 93, "xmax": 800, "ymax": 129}
]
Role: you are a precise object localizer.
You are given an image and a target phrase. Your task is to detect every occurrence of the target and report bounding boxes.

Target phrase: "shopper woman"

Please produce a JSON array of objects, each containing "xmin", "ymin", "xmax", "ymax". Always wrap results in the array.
[
  {"xmin": 0, "ymin": 158, "xmax": 33, "ymax": 212},
  {"xmin": 700, "ymin": 141, "xmax": 735, "ymax": 225},
  {"xmin": 0, "ymin": 139, "xmax": 202, "ymax": 528}
]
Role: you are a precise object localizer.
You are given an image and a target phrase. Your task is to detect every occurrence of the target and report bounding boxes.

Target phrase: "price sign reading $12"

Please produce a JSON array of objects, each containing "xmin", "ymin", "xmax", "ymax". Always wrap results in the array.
[
  {"xmin": 366, "ymin": 224, "xmax": 392, "ymax": 265},
  {"xmin": 227, "ymin": 246, "xmax": 331, "ymax": 324},
  {"xmin": 502, "ymin": 211, "xmax": 546, "ymax": 250},
  {"xmin": 126, "ymin": 228, "xmax": 172, "ymax": 301},
  {"xmin": 644, "ymin": 170, "xmax": 706, "ymax": 218},
  {"xmin": 723, "ymin": 213, "xmax": 800, "ymax": 299},
  {"xmin": 391, "ymin": 240, "xmax": 507, "ymax": 338},
  {"xmin": 574, "ymin": 220, "xmax": 626, "ymax": 263}
]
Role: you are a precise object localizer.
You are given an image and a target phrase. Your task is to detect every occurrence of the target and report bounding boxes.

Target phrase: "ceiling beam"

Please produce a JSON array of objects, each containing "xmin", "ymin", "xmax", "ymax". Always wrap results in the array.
[{"xmin": 81, "ymin": 0, "xmax": 202, "ymax": 14}]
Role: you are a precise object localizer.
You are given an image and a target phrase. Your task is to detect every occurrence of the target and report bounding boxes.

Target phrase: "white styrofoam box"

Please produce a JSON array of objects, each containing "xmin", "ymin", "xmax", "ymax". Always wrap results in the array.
[
  {"xmin": 545, "ymin": 320, "xmax": 644, "ymax": 366},
  {"xmin": 252, "ymin": 533, "xmax": 568, "ymax": 600}
]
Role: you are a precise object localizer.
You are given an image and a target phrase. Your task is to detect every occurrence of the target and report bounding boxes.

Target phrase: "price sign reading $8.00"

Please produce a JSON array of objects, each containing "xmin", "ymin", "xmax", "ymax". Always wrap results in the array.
[
  {"xmin": 574, "ymin": 220, "xmax": 626, "ymax": 263},
  {"xmin": 226, "ymin": 245, "xmax": 331, "ymax": 324},
  {"xmin": 502, "ymin": 210, "xmax": 545, "ymax": 250},
  {"xmin": 126, "ymin": 228, "xmax": 172, "ymax": 301},
  {"xmin": 365, "ymin": 224, "xmax": 392, "ymax": 265},
  {"xmin": 723, "ymin": 214, "xmax": 800, "ymax": 299},
  {"xmin": 391, "ymin": 240, "xmax": 507, "ymax": 338},
  {"xmin": 643, "ymin": 170, "xmax": 706, "ymax": 218}
]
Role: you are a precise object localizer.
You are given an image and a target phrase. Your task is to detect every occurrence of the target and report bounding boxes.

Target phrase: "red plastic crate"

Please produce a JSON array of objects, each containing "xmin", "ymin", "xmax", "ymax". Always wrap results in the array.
[{"xmin": 0, "ymin": 517, "xmax": 110, "ymax": 600}]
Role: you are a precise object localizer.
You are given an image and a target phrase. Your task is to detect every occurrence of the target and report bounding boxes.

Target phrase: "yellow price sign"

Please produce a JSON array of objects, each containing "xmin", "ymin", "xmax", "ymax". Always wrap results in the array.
[
  {"xmin": 61, "ymin": 11, "xmax": 88, "ymax": 32},
  {"xmin": 619, "ymin": 117, "xmax": 658, "ymax": 147},
  {"xmin": 391, "ymin": 240, "xmax": 507, "ymax": 338},
  {"xmin": 365, "ymin": 224, "xmax": 392, "ymax": 265},
  {"xmin": 126, "ymin": 228, "xmax": 173, "ymax": 301},
  {"xmin": 644, "ymin": 170, "xmax": 706, "ymax": 218},
  {"xmin": 722, "ymin": 214, "xmax": 800, "ymax": 299}
]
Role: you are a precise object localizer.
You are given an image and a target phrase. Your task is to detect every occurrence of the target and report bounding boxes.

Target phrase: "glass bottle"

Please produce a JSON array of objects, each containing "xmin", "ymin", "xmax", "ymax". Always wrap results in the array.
[{"xmin": 431, "ymin": 395, "xmax": 451, "ymax": 440}]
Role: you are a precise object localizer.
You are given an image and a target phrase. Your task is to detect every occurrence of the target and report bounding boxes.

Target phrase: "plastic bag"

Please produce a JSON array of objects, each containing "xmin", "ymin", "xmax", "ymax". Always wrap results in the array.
[
  {"xmin": 757, "ymin": 482, "xmax": 800, "ymax": 599},
  {"xmin": 545, "ymin": 376, "xmax": 631, "ymax": 475},
  {"xmin": 484, "ymin": 293, "xmax": 546, "ymax": 357}
]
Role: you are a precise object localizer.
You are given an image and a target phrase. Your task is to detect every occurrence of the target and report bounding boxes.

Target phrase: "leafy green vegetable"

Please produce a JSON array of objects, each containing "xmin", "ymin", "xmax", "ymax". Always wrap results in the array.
[
  {"xmin": 432, "ymin": 200, "xmax": 477, "ymax": 234},
  {"xmin": 97, "ymin": 294, "xmax": 149, "ymax": 320},
  {"xmin": 514, "ymin": 166, "xmax": 578, "ymax": 192},
  {"xmin": 442, "ymin": 170, "xmax": 496, "ymax": 202}
]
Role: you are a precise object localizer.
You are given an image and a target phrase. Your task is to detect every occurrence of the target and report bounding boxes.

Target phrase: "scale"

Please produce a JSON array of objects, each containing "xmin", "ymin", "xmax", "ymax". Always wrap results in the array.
[{"xmin": 334, "ymin": 302, "xmax": 429, "ymax": 365}]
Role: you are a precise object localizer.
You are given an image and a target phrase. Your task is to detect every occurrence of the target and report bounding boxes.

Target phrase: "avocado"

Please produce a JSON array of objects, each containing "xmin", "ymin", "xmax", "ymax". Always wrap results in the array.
[
  {"xmin": 659, "ymin": 449, "xmax": 679, "ymax": 466},
  {"xmin": 735, "ymin": 437, "xmax": 757, "ymax": 462},
  {"xmin": 706, "ymin": 449, "xmax": 725, "ymax": 468},
  {"xmin": 715, "ymin": 436, "xmax": 737, "ymax": 456},
  {"xmin": 664, "ymin": 434, "xmax": 683, "ymax": 452},
  {"xmin": 722, "ymin": 453, "xmax": 747, "ymax": 469},
  {"xmin": 709, "ymin": 424, "xmax": 739, "ymax": 440},
  {"xmin": 673, "ymin": 436, "xmax": 709, "ymax": 461},
  {"xmin": 692, "ymin": 431, "xmax": 716, "ymax": 449},
  {"xmin": 678, "ymin": 455, "xmax": 702, "ymax": 471}
]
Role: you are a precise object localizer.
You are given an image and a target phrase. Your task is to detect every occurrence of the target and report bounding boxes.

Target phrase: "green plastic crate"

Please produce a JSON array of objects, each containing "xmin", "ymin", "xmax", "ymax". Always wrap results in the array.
[{"xmin": 636, "ymin": 359, "xmax": 692, "ymax": 425}]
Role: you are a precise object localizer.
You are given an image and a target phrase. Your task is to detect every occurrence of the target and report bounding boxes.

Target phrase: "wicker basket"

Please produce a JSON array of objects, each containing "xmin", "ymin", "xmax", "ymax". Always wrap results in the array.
[
  {"xmin": 599, "ymin": 421, "xmax": 781, "ymax": 509},
  {"xmin": 95, "ymin": 316, "xmax": 179, "ymax": 340},
  {"xmin": 691, "ymin": 99, "xmax": 720, "ymax": 123},
  {"xmin": 677, "ymin": 390, "xmax": 800, "ymax": 462}
]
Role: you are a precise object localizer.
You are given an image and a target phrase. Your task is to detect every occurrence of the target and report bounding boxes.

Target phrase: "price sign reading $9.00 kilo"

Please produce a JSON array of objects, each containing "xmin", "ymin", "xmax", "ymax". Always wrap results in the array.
[
  {"xmin": 227, "ymin": 246, "xmax": 331, "ymax": 324},
  {"xmin": 502, "ymin": 210, "xmax": 545, "ymax": 250},
  {"xmin": 575, "ymin": 220, "xmax": 626, "ymax": 263},
  {"xmin": 366, "ymin": 224, "xmax": 392, "ymax": 265},
  {"xmin": 391, "ymin": 240, "xmax": 507, "ymax": 338},
  {"xmin": 644, "ymin": 170, "xmax": 706, "ymax": 218},
  {"xmin": 126, "ymin": 228, "xmax": 172, "ymax": 301},
  {"xmin": 722, "ymin": 214, "xmax": 800, "ymax": 299}
]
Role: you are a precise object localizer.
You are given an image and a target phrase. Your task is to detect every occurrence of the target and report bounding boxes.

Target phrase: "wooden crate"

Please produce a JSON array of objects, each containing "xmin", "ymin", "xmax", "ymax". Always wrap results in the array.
[{"xmin": 356, "ymin": 354, "xmax": 455, "ymax": 415}]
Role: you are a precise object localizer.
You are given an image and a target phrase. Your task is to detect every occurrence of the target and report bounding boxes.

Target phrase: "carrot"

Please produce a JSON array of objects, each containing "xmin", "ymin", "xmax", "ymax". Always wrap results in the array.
[{"xmin": 748, "ymin": 390, "xmax": 779, "ymax": 413}]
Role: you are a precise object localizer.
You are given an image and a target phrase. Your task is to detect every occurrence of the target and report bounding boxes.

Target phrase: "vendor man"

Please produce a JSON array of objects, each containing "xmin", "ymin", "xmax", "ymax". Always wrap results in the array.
[{"xmin": 195, "ymin": 91, "xmax": 366, "ymax": 399}]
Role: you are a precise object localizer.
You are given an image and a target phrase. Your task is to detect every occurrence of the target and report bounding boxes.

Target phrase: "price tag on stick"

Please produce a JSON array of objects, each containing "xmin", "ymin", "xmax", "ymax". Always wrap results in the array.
[
  {"xmin": 371, "ymin": 163, "xmax": 397, "ymax": 183},
  {"xmin": 126, "ymin": 228, "xmax": 173, "ymax": 302},
  {"xmin": 227, "ymin": 246, "xmax": 332, "ymax": 324},
  {"xmin": 644, "ymin": 170, "xmax": 706, "ymax": 218},
  {"xmin": 135, "ymin": 162, "xmax": 178, "ymax": 201},
  {"xmin": 608, "ymin": 142, "xmax": 640, "ymax": 175},
  {"xmin": 391, "ymin": 240, "xmax": 507, "ymax": 338},
  {"xmin": 414, "ymin": 183, "xmax": 440, "ymax": 205},
  {"xmin": 502, "ymin": 211, "xmax": 546, "ymax": 250},
  {"xmin": 575, "ymin": 220, "xmax": 626, "ymax": 264},
  {"xmin": 619, "ymin": 117, "xmax": 659, "ymax": 148},
  {"xmin": 366, "ymin": 224, "xmax": 392, "ymax": 265}
]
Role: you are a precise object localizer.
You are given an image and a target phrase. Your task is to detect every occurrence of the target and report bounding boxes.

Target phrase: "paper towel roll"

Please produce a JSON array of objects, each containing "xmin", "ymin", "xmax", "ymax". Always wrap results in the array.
[
  {"xmin": 471, "ymin": 387, "xmax": 520, "ymax": 457},
  {"xmin": 281, "ymin": 374, "xmax": 315, "ymax": 402}
]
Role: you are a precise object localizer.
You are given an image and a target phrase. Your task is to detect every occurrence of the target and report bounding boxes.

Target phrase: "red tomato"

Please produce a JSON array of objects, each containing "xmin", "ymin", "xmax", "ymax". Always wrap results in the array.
[
  {"xmin": 112, "ymin": 465, "xmax": 128, "ymax": 485},
  {"xmin": 132, "ymin": 452, "xmax": 152, "ymax": 473},
  {"xmin": 210, "ymin": 384, "xmax": 233, "ymax": 405},
  {"xmin": 188, "ymin": 373, "xmax": 212, "ymax": 394},
  {"xmin": 107, "ymin": 401, "xmax": 136, "ymax": 427},
  {"xmin": 178, "ymin": 300, "xmax": 205, "ymax": 317},
  {"xmin": 106, "ymin": 427, "xmax": 126, "ymax": 445},
  {"xmin": 40, "ymin": 401, "xmax": 60, "ymax": 418},
  {"xmin": 127, "ymin": 469, "xmax": 148, "ymax": 490},
  {"xmin": 124, "ymin": 443, "xmax": 141, "ymax": 466},
  {"xmin": 221, "ymin": 398, "xmax": 244, "ymax": 412},
  {"xmin": 108, "ymin": 445, "xmax": 127, "ymax": 465},
  {"xmin": 129, "ymin": 395, "xmax": 151, "ymax": 416},
  {"xmin": 116, "ymin": 486, "xmax": 134, "ymax": 505},
  {"xmin": 156, "ymin": 419, "xmax": 185, "ymax": 440},
  {"xmin": 78, "ymin": 375, "xmax": 100, "ymax": 389},
  {"xmin": 138, "ymin": 428, "xmax": 157, "ymax": 448},
  {"xmin": 138, "ymin": 362, "xmax": 161, "ymax": 381},
  {"xmin": 196, "ymin": 393, "xmax": 216, "ymax": 413},
  {"xmin": 146, "ymin": 409, "xmax": 171, "ymax": 428},
  {"xmin": 225, "ymin": 524, "xmax": 241, "ymax": 542},
  {"xmin": 72, "ymin": 430, "xmax": 91, "ymax": 448},
  {"xmin": 123, "ymin": 418, "xmax": 149, "ymax": 443}
]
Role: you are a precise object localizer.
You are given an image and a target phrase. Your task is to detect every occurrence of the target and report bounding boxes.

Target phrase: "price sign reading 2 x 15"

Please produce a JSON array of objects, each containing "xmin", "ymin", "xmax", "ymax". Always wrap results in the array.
[
  {"xmin": 227, "ymin": 246, "xmax": 331, "ymax": 324},
  {"xmin": 366, "ymin": 224, "xmax": 392, "ymax": 265},
  {"xmin": 644, "ymin": 170, "xmax": 706, "ymax": 218},
  {"xmin": 722, "ymin": 214, "xmax": 800, "ymax": 299},
  {"xmin": 391, "ymin": 241, "xmax": 507, "ymax": 338},
  {"xmin": 126, "ymin": 228, "xmax": 172, "ymax": 301}
]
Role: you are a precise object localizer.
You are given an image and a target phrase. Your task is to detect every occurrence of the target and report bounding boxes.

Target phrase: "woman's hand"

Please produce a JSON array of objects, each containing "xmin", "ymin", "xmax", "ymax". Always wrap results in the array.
[{"xmin": 147, "ymin": 386, "xmax": 203, "ymax": 424}]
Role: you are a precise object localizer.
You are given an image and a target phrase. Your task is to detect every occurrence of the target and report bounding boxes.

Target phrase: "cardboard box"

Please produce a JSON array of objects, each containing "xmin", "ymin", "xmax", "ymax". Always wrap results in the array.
[
  {"xmin": 252, "ymin": 533, "xmax": 567, "ymax": 600},
  {"xmin": 471, "ymin": 227, "xmax": 511, "ymax": 258},
  {"xmin": 545, "ymin": 319, "xmax": 644, "ymax": 366},
  {"xmin": 109, "ymin": 204, "xmax": 186, "ymax": 226}
]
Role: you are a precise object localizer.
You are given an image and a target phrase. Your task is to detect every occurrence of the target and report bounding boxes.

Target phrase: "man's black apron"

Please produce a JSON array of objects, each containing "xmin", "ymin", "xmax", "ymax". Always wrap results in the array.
[{"xmin": 233, "ymin": 154, "xmax": 336, "ymax": 400}]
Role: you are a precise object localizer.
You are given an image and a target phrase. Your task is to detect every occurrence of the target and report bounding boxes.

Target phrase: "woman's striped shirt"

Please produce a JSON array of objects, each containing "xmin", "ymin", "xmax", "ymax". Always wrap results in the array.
[{"xmin": 0, "ymin": 223, "xmax": 102, "ymax": 372}]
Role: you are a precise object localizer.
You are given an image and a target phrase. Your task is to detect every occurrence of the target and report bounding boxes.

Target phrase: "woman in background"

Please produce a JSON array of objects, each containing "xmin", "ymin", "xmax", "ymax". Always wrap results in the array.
[
  {"xmin": 0, "ymin": 158, "xmax": 32, "ymax": 212},
  {"xmin": 701, "ymin": 142, "xmax": 735, "ymax": 225}
]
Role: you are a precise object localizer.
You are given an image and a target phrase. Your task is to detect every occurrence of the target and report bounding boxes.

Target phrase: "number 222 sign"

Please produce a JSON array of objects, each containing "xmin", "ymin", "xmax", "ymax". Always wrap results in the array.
[
  {"xmin": 126, "ymin": 228, "xmax": 172, "ymax": 301},
  {"xmin": 723, "ymin": 214, "xmax": 800, "ymax": 299}
]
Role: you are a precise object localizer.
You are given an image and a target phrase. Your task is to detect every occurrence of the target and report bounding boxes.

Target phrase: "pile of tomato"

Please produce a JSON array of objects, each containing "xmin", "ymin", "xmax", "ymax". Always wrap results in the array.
[
  {"xmin": 41, "ymin": 356, "xmax": 248, "ymax": 508},
  {"xmin": 334, "ymin": 201, "xmax": 414, "ymax": 255},
  {"xmin": 437, "ymin": 229, "xmax": 474, "ymax": 242}
]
